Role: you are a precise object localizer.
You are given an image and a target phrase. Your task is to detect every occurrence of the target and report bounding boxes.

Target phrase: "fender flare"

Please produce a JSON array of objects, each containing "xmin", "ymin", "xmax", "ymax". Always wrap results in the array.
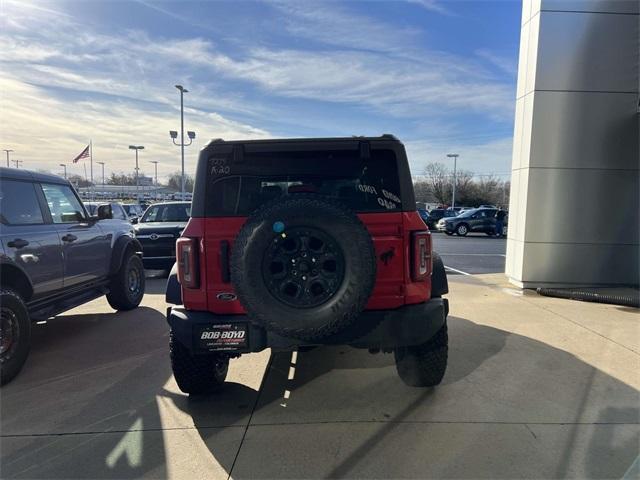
[
  {"xmin": 165, "ymin": 263, "xmax": 182, "ymax": 305},
  {"xmin": 0, "ymin": 258, "xmax": 34, "ymax": 301},
  {"xmin": 431, "ymin": 251, "xmax": 448, "ymax": 298},
  {"xmin": 109, "ymin": 236, "xmax": 143, "ymax": 276}
]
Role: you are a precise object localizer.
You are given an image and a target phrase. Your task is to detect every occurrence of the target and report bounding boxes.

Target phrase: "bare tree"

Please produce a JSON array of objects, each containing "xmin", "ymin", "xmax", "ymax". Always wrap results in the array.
[
  {"xmin": 423, "ymin": 162, "xmax": 449, "ymax": 205},
  {"xmin": 167, "ymin": 172, "xmax": 194, "ymax": 192},
  {"xmin": 421, "ymin": 162, "xmax": 511, "ymax": 209},
  {"xmin": 68, "ymin": 174, "xmax": 92, "ymax": 187},
  {"xmin": 107, "ymin": 172, "xmax": 137, "ymax": 186}
]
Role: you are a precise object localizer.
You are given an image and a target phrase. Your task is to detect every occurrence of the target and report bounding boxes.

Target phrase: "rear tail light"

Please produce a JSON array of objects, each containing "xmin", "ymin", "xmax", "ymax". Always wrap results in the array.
[
  {"xmin": 177, "ymin": 237, "xmax": 199, "ymax": 288},
  {"xmin": 411, "ymin": 230, "xmax": 432, "ymax": 282}
]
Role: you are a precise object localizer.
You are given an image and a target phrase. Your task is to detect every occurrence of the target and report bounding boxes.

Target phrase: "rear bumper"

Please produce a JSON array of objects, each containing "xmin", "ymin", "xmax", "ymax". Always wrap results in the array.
[{"xmin": 167, "ymin": 298, "xmax": 448, "ymax": 354}]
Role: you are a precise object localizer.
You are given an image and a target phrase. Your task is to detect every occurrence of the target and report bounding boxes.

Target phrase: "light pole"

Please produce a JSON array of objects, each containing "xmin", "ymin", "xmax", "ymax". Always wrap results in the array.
[
  {"xmin": 59, "ymin": 163, "xmax": 67, "ymax": 179},
  {"xmin": 446, "ymin": 153, "xmax": 459, "ymax": 209},
  {"xmin": 149, "ymin": 160, "xmax": 159, "ymax": 201},
  {"xmin": 129, "ymin": 145, "xmax": 144, "ymax": 201},
  {"xmin": 97, "ymin": 161, "xmax": 105, "ymax": 201},
  {"xmin": 171, "ymin": 84, "xmax": 196, "ymax": 199},
  {"xmin": 3, "ymin": 149, "xmax": 13, "ymax": 168},
  {"xmin": 12, "ymin": 159, "xmax": 23, "ymax": 169}
]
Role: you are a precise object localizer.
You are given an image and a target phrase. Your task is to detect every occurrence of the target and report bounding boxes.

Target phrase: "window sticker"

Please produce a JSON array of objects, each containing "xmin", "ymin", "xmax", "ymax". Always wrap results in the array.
[
  {"xmin": 377, "ymin": 197, "xmax": 397, "ymax": 210},
  {"xmin": 382, "ymin": 189, "xmax": 401, "ymax": 204},
  {"xmin": 210, "ymin": 158, "xmax": 231, "ymax": 176},
  {"xmin": 358, "ymin": 184, "xmax": 378, "ymax": 195}
]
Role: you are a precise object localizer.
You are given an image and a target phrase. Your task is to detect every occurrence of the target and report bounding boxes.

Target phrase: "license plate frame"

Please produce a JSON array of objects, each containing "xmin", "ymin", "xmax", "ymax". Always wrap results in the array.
[{"xmin": 197, "ymin": 323, "xmax": 248, "ymax": 351}]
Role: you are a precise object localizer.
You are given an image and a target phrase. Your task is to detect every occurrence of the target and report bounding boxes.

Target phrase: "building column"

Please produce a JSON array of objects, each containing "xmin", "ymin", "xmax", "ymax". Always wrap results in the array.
[{"xmin": 506, "ymin": 0, "xmax": 639, "ymax": 288}]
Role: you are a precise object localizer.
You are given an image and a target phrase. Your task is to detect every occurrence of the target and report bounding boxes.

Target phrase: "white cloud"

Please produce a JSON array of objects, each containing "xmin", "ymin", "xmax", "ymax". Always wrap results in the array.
[
  {"xmin": 0, "ymin": 77, "xmax": 269, "ymax": 180},
  {"xmin": 476, "ymin": 49, "xmax": 518, "ymax": 77},
  {"xmin": 0, "ymin": 0, "xmax": 516, "ymax": 179},
  {"xmin": 267, "ymin": 1, "xmax": 422, "ymax": 52},
  {"xmin": 405, "ymin": 0, "xmax": 452, "ymax": 15}
]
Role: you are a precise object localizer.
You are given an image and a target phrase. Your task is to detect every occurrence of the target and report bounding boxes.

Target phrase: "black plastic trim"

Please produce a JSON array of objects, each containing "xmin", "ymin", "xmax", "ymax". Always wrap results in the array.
[
  {"xmin": 167, "ymin": 298, "xmax": 446, "ymax": 353},
  {"xmin": 165, "ymin": 263, "xmax": 182, "ymax": 305},
  {"xmin": 220, "ymin": 240, "xmax": 230, "ymax": 283},
  {"xmin": 109, "ymin": 236, "xmax": 143, "ymax": 276}
]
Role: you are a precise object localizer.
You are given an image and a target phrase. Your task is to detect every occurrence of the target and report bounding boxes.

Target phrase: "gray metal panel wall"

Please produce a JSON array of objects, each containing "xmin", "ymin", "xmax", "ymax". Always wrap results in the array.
[{"xmin": 507, "ymin": 0, "xmax": 639, "ymax": 287}]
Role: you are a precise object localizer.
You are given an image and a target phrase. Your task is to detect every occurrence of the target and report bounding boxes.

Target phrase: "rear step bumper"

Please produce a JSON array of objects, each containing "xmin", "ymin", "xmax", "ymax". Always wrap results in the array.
[{"xmin": 167, "ymin": 298, "xmax": 448, "ymax": 354}]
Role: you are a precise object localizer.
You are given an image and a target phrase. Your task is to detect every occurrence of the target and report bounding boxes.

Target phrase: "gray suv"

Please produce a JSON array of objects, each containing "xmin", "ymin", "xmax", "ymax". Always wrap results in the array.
[{"xmin": 0, "ymin": 168, "xmax": 146, "ymax": 384}]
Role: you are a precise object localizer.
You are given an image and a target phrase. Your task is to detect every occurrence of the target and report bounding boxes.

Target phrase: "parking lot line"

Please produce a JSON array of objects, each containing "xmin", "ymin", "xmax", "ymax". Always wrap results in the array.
[{"xmin": 444, "ymin": 265, "xmax": 472, "ymax": 276}]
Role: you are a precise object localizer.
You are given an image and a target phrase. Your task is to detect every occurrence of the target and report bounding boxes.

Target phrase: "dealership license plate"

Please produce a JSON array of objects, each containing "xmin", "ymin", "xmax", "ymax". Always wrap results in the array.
[{"xmin": 198, "ymin": 323, "xmax": 248, "ymax": 351}]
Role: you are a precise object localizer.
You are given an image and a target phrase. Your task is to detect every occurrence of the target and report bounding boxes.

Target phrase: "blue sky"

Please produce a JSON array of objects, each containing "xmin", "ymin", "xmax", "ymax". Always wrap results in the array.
[{"xmin": 0, "ymin": 0, "xmax": 521, "ymax": 181}]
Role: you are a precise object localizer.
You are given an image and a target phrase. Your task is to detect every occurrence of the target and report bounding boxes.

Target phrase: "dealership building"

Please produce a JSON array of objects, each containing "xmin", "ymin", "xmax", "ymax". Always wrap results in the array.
[{"xmin": 506, "ymin": 0, "xmax": 639, "ymax": 288}]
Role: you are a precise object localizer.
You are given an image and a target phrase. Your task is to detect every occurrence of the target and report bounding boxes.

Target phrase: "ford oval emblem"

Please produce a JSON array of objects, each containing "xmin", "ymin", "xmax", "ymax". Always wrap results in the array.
[{"xmin": 217, "ymin": 292, "xmax": 237, "ymax": 301}]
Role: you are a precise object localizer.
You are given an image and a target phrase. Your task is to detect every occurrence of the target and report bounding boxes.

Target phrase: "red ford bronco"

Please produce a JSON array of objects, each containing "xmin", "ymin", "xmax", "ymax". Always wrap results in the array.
[{"xmin": 165, "ymin": 135, "xmax": 449, "ymax": 392}]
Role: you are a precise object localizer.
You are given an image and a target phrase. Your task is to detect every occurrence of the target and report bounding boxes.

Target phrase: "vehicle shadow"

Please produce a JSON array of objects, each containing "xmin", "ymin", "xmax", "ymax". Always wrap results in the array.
[
  {"xmin": 0, "ymin": 307, "xmax": 173, "ymax": 479},
  {"xmin": 1, "ymin": 313, "xmax": 638, "ymax": 479},
  {"xmin": 166, "ymin": 316, "xmax": 638, "ymax": 479}
]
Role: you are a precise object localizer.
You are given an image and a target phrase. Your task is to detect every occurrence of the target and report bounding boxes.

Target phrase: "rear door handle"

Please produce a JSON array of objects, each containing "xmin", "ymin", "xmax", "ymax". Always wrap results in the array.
[
  {"xmin": 7, "ymin": 238, "xmax": 29, "ymax": 249},
  {"xmin": 61, "ymin": 234, "xmax": 77, "ymax": 243}
]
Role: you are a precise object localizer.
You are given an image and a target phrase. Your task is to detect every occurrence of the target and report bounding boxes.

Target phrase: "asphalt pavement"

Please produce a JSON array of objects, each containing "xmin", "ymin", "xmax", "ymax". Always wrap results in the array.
[{"xmin": 432, "ymin": 232, "xmax": 506, "ymax": 276}]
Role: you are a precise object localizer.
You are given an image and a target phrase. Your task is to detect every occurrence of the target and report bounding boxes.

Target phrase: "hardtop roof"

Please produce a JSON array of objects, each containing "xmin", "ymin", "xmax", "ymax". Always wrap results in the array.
[{"xmin": 0, "ymin": 167, "xmax": 69, "ymax": 185}]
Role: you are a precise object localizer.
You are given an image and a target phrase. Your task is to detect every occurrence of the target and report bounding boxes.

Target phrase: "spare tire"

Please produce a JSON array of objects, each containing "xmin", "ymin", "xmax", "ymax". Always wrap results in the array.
[{"xmin": 231, "ymin": 194, "xmax": 376, "ymax": 341}]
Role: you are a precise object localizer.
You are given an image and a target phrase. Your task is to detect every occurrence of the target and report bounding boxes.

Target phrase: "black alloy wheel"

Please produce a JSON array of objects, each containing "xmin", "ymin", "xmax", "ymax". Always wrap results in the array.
[
  {"xmin": 262, "ymin": 227, "xmax": 345, "ymax": 308},
  {"xmin": 0, "ymin": 307, "xmax": 19, "ymax": 360}
]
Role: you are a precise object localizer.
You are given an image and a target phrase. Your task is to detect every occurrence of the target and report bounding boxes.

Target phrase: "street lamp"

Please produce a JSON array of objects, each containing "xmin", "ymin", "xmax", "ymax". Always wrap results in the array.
[
  {"xmin": 446, "ymin": 154, "xmax": 459, "ymax": 209},
  {"xmin": 12, "ymin": 159, "xmax": 23, "ymax": 169},
  {"xmin": 149, "ymin": 160, "xmax": 159, "ymax": 201},
  {"xmin": 3, "ymin": 149, "xmax": 13, "ymax": 168},
  {"xmin": 59, "ymin": 163, "xmax": 67, "ymax": 179},
  {"xmin": 170, "ymin": 85, "xmax": 196, "ymax": 199},
  {"xmin": 129, "ymin": 145, "xmax": 144, "ymax": 201}
]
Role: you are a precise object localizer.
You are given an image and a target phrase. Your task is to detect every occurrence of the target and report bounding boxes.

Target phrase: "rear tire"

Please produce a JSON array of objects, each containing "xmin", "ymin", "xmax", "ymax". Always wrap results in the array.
[
  {"xmin": 170, "ymin": 331, "xmax": 229, "ymax": 394},
  {"xmin": 106, "ymin": 253, "xmax": 145, "ymax": 311},
  {"xmin": 395, "ymin": 323, "xmax": 448, "ymax": 387},
  {"xmin": 1, "ymin": 289, "xmax": 31, "ymax": 386}
]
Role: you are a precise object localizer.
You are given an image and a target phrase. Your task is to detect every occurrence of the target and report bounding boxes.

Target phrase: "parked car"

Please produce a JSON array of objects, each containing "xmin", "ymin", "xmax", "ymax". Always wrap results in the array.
[
  {"xmin": 418, "ymin": 208, "xmax": 429, "ymax": 224},
  {"xmin": 122, "ymin": 203, "xmax": 145, "ymax": 223},
  {"xmin": 165, "ymin": 135, "xmax": 450, "ymax": 393},
  {"xmin": 133, "ymin": 201, "xmax": 191, "ymax": 271},
  {"xmin": 0, "ymin": 168, "xmax": 145, "ymax": 384},
  {"xmin": 84, "ymin": 201, "xmax": 131, "ymax": 222},
  {"xmin": 437, "ymin": 207, "xmax": 507, "ymax": 236},
  {"xmin": 423, "ymin": 208, "xmax": 457, "ymax": 230}
]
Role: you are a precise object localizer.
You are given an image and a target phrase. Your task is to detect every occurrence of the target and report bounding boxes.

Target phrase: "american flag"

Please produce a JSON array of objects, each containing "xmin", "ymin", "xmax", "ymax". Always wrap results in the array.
[{"xmin": 72, "ymin": 144, "xmax": 90, "ymax": 163}]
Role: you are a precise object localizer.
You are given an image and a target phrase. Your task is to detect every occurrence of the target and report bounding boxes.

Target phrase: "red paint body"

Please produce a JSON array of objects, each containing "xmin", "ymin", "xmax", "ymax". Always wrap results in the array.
[{"xmin": 180, "ymin": 211, "xmax": 432, "ymax": 314}]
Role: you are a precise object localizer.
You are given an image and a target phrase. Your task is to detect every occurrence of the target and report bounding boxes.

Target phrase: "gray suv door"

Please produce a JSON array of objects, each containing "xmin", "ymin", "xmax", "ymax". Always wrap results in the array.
[
  {"xmin": 39, "ymin": 183, "xmax": 111, "ymax": 287},
  {"xmin": 0, "ymin": 178, "xmax": 63, "ymax": 297}
]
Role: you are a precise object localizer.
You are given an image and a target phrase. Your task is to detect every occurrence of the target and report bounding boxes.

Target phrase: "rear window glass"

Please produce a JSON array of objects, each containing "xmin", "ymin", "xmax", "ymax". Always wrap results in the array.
[{"xmin": 205, "ymin": 149, "xmax": 402, "ymax": 216}]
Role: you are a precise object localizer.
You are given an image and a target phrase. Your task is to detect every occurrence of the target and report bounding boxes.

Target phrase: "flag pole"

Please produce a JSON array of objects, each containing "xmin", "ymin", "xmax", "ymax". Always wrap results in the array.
[{"xmin": 90, "ymin": 140, "xmax": 94, "ymax": 201}]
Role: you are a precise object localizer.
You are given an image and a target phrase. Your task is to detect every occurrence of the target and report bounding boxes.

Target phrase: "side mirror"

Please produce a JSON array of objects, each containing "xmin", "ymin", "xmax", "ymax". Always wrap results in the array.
[
  {"xmin": 130, "ymin": 217, "xmax": 138, "ymax": 224},
  {"xmin": 97, "ymin": 204, "xmax": 113, "ymax": 220}
]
